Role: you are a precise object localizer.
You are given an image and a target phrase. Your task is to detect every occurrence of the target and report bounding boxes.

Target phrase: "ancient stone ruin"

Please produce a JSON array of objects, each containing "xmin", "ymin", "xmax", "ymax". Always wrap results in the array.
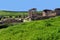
[
  {"xmin": 28, "ymin": 8, "xmax": 60, "ymax": 20},
  {"xmin": 55, "ymin": 8, "xmax": 60, "ymax": 15},
  {"xmin": 43, "ymin": 9, "xmax": 56, "ymax": 17}
]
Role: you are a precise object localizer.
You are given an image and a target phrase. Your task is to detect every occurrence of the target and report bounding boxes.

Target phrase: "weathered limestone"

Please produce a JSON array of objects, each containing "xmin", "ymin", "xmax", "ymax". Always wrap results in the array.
[
  {"xmin": 55, "ymin": 8, "xmax": 60, "ymax": 15},
  {"xmin": 42, "ymin": 9, "xmax": 56, "ymax": 17},
  {"xmin": 28, "ymin": 8, "xmax": 37, "ymax": 18}
]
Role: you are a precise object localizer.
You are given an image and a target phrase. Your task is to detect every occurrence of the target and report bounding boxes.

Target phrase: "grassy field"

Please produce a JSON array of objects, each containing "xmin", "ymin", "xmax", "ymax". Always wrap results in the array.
[
  {"xmin": 0, "ymin": 10, "xmax": 28, "ymax": 16},
  {"xmin": 0, "ymin": 16, "xmax": 60, "ymax": 40}
]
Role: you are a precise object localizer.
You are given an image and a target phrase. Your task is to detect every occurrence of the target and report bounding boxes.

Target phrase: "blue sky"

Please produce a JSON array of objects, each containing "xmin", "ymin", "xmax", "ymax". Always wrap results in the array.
[{"xmin": 0, "ymin": 0, "xmax": 60, "ymax": 11}]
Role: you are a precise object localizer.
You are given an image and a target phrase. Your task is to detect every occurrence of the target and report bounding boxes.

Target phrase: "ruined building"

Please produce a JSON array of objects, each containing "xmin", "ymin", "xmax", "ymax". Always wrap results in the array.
[
  {"xmin": 55, "ymin": 8, "xmax": 60, "ymax": 16},
  {"xmin": 28, "ymin": 8, "xmax": 58, "ymax": 20},
  {"xmin": 28, "ymin": 8, "xmax": 37, "ymax": 20},
  {"xmin": 42, "ymin": 9, "xmax": 56, "ymax": 17}
]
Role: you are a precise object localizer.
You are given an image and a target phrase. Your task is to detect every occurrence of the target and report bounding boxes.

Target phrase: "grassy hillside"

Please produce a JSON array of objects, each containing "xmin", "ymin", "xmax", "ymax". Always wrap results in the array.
[
  {"xmin": 0, "ymin": 10, "xmax": 28, "ymax": 16},
  {"xmin": 0, "ymin": 16, "xmax": 60, "ymax": 40}
]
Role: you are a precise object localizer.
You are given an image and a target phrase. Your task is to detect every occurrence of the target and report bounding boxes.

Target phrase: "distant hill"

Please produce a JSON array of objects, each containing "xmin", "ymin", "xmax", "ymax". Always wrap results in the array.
[
  {"xmin": 0, "ymin": 10, "xmax": 28, "ymax": 16},
  {"xmin": 0, "ymin": 10, "xmax": 28, "ymax": 13},
  {"xmin": 0, "ymin": 16, "xmax": 60, "ymax": 40}
]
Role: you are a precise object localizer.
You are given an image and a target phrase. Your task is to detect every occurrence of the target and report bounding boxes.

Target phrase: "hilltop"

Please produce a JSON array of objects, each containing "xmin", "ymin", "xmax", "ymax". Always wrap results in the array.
[
  {"xmin": 0, "ymin": 16, "xmax": 60, "ymax": 40},
  {"xmin": 0, "ymin": 10, "xmax": 28, "ymax": 16}
]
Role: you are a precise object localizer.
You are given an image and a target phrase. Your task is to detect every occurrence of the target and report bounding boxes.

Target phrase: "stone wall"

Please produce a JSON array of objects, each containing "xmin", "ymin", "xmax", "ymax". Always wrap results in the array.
[{"xmin": 55, "ymin": 8, "xmax": 60, "ymax": 15}]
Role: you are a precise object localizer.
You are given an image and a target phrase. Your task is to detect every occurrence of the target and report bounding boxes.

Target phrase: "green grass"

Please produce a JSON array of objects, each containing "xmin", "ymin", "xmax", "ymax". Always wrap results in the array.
[
  {"xmin": 0, "ymin": 10, "xmax": 28, "ymax": 16},
  {"xmin": 0, "ymin": 16, "xmax": 60, "ymax": 40}
]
